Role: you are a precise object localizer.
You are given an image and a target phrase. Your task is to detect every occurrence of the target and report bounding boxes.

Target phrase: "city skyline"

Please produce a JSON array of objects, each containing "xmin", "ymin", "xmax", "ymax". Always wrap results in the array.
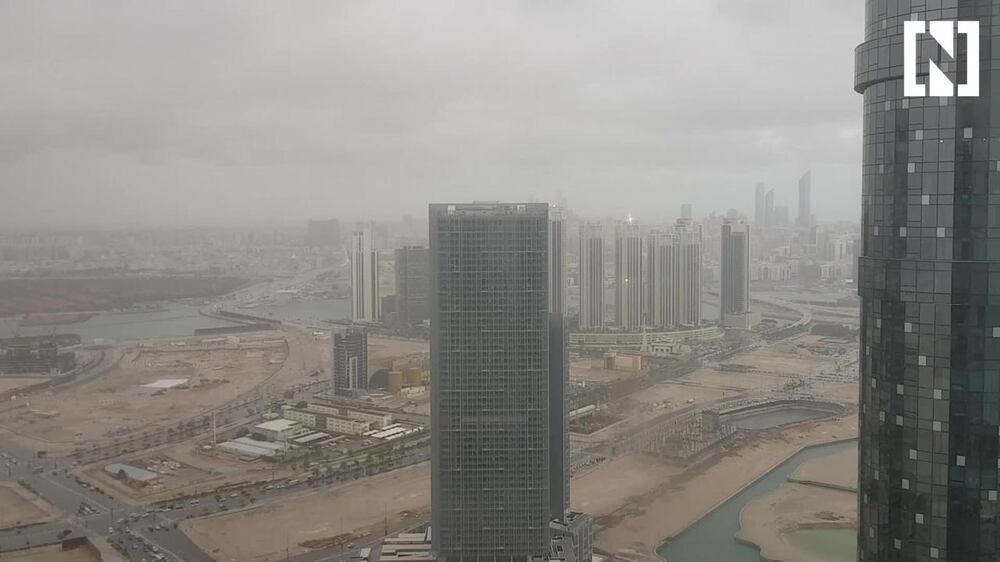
[{"xmin": 0, "ymin": 2, "xmax": 863, "ymax": 229}]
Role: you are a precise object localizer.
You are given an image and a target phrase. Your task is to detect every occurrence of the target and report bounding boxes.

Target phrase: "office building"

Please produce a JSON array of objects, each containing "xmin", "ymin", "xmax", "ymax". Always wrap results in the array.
[
  {"xmin": 578, "ymin": 222, "xmax": 605, "ymax": 329},
  {"xmin": 754, "ymin": 183, "xmax": 766, "ymax": 226},
  {"xmin": 855, "ymin": 4, "xmax": 999, "ymax": 560},
  {"xmin": 797, "ymin": 170, "xmax": 812, "ymax": 227},
  {"xmin": 614, "ymin": 218, "xmax": 642, "ymax": 330},
  {"xmin": 351, "ymin": 226, "xmax": 381, "ymax": 323},
  {"xmin": 549, "ymin": 207, "xmax": 567, "ymax": 316},
  {"xmin": 332, "ymin": 328, "xmax": 368, "ymax": 396},
  {"xmin": 680, "ymin": 203, "xmax": 692, "ymax": 220},
  {"xmin": 720, "ymin": 218, "xmax": 750, "ymax": 329},
  {"xmin": 429, "ymin": 202, "xmax": 554, "ymax": 560},
  {"xmin": 395, "ymin": 246, "xmax": 429, "ymax": 325}
]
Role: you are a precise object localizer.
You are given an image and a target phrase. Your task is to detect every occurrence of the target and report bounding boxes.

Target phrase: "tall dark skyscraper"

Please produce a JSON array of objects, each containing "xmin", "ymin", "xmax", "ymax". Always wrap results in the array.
[
  {"xmin": 332, "ymin": 327, "xmax": 367, "ymax": 396},
  {"xmin": 429, "ymin": 203, "xmax": 565, "ymax": 560},
  {"xmin": 720, "ymin": 218, "xmax": 750, "ymax": 329},
  {"xmin": 856, "ymin": 4, "xmax": 999, "ymax": 561},
  {"xmin": 394, "ymin": 245, "xmax": 429, "ymax": 325}
]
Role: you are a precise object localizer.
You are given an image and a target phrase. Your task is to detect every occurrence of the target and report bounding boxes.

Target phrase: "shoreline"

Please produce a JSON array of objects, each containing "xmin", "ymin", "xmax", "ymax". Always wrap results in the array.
[{"xmin": 653, "ymin": 436, "xmax": 858, "ymax": 561}]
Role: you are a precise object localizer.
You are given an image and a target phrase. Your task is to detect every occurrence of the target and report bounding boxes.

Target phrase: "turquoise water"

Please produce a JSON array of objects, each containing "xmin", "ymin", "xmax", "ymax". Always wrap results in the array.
[
  {"xmin": 657, "ymin": 440, "xmax": 857, "ymax": 562},
  {"xmin": 784, "ymin": 529, "xmax": 856, "ymax": 562},
  {"xmin": 728, "ymin": 407, "xmax": 830, "ymax": 431}
]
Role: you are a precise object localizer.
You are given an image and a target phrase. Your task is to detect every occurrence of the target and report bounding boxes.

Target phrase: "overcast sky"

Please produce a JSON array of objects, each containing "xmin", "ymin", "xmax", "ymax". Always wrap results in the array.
[{"xmin": 0, "ymin": 1, "xmax": 863, "ymax": 228}]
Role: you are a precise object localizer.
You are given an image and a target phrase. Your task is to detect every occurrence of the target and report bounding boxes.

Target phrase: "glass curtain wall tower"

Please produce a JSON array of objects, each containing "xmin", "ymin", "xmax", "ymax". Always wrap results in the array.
[{"xmin": 855, "ymin": 2, "xmax": 1000, "ymax": 560}]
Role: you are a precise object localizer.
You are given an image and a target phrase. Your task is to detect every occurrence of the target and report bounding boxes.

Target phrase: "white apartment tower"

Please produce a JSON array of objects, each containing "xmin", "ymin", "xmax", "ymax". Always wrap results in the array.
[
  {"xmin": 350, "ymin": 225, "xmax": 380, "ymax": 323},
  {"xmin": 673, "ymin": 219, "xmax": 703, "ymax": 326},
  {"xmin": 578, "ymin": 222, "xmax": 605, "ymax": 329},
  {"xmin": 614, "ymin": 218, "xmax": 643, "ymax": 330},
  {"xmin": 645, "ymin": 219, "xmax": 702, "ymax": 329}
]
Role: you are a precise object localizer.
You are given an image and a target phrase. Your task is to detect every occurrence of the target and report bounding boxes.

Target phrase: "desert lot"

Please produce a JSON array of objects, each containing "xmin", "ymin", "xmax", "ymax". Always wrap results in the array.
[
  {"xmin": 183, "ymin": 463, "xmax": 430, "ymax": 562},
  {"xmin": 0, "ymin": 482, "xmax": 60, "ymax": 530},
  {"xmin": 0, "ymin": 339, "xmax": 286, "ymax": 444},
  {"xmin": 0, "ymin": 544, "xmax": 102, "ymax": 562},
  {"xmin": 0, "ymin": 377, "xmax": 45, "ymax": 395}
]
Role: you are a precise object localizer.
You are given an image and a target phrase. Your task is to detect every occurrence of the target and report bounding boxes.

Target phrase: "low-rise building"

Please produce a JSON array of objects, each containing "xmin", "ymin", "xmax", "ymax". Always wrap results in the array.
[
  {"xmin": 253, "ymin": 419, "xmax": 300, "ymax": 442},
  {"xmin": 281, "ymin": 405, "xmax": 371, "ymax": 435}
]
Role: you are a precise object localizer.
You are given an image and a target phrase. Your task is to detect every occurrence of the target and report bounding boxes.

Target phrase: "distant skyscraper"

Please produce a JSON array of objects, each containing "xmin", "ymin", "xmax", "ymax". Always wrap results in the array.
[
  {"xmin": 614, "ymin": 218, "xmax": 642, "ymax": 330},
  {"xmin": 394, "ymin": 246, "xmax": 428, "ymax": 325},
  {"xmin": 680, "ymin": 203, "xmax": 692, "ymax": 220},
  {"xmin": 855, "ymin": 4, "xmax": 1000, "ymax": 560},
  {"xmin": 764, "ymin": 189, "xmax": 775, "ymax": 227},
  {"xmin": 578, "ymin": 222, "xmax": 605, "ymax": 329},
  {"xmin": 797, "ymin": 170, "xmax": 812, "ymax": 227},
  {"xmin": 429, "ymin": 203, "xmax": 555, "ymax": 559},
  {"xmin": 754, "ymin": 183, "xmax": 766, "ymax": 226},
  {"xmin": 351, "ymin": 226, "xmax": 380, "ymax": 323},
  {"xmin": 332, "ymin": 327, "xmax": 367, "ymax": 396},
  {"xmin": 720, "ymin": 218, "xmax": 750, "ymax": 328},
  {"xmin": 549, "ymin": 207, "xmax": 567, "ymax": 315}
]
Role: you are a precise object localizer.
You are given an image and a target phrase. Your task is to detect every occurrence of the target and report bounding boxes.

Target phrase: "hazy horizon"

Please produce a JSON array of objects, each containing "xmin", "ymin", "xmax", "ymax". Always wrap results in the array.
[{"xmin": 1, "ymin": 1, "xmax": 863, "ymax": 228}]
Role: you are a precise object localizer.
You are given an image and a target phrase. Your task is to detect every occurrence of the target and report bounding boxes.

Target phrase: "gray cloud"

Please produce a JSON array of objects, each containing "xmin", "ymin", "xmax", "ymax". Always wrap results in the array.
[{"xmin": 0, "ymin": 0, "xmax": 864, "ymax": 228}]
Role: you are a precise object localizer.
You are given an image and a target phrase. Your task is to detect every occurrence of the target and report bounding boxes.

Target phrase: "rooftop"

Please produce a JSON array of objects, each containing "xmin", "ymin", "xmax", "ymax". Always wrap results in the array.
[{"xmin": 254, "ymin": 419, "xmax": 300, "ymax": 432}]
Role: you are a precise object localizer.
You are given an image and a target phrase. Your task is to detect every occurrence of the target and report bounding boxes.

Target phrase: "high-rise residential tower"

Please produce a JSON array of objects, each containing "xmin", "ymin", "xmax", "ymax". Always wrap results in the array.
[
  {"xmin": 332, "ymin": 327, "xmax": 368, "ymax": 396},
  {"xmin": 645, "ymin": 229, "xmax": 678, "ymax": 329},
  {"xmin": 578, "ymin": 221, "xmax": 605, "ymax": 330},
  {"xmin": 673, "ymin": 218, "xmax": 703, "ymax": 326},
  {"xmin": 351, "ymin": 226, "xmax": 380, "ymax": 323},
  {"xmin": 855, "ymin": 4, "xmax": 999, "ymax": 560},
  {"xmin": 615, "ymin": 218, "xmax": 643, "ymax": 330},
  {"xmin": 645, "ymin": 219, "xmax": 703, "ymax": 329},
  {"xmin": 429, "ymin": 203, "xmax": 559, "ymax": 560},
  {"xmin": 797, "ymin": 170, "xmax": 812, "ymax": 227},
  {"xmin": 394, "ymin": 246, "xmax": 429, "ymax": 325},
  {"xmin": 549, "ymin": 207, "xmax": 567, "ymax": 316},
  {"xmin": 720, "ymin": 218, "xmax": 750, "ymax": 329}
]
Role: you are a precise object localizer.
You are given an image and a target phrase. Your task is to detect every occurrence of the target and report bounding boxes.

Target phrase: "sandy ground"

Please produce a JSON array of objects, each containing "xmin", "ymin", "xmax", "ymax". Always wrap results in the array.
[
  {"xmin": 0, "ymin": 339, "xmax": 286, "ymax": 444},
  {"xmin": 0, "ymin": 544, "xmax": 102, "ymax": 561},
  {"xmin": 0, "ymin": 482, "xmax": 60, "ymax": 530},
  {"xmin": 589, "ymin": 415, "xmax": 858, "ymax": 560},
  {"xmin": 737, "ymin": 483, "xmax": 856, "ymax": 562},
  {"xmin": 0, "ymin": 378, "xmax": 45, "ymax": 395},
  {"xmin": 183, "ymin": 463, "xmax": 431, "ymax": 562},
  {"xmin": 84, "ymin": 443, "xmax": 296, "ymax": 504},
  {"xmin": 570, "ymin": 358, "xmax": 639, "ymax": 385},
  {"xmin": 790, "ymin": 447, "xmax": 858, "ymax": 490},
  {"xmin": 367, "ymin": 337, "xmax": 428, "ymax": 373},
  {"xmin": 571, "ymin": 455, "xmax": 681, "ymax": 516}
]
